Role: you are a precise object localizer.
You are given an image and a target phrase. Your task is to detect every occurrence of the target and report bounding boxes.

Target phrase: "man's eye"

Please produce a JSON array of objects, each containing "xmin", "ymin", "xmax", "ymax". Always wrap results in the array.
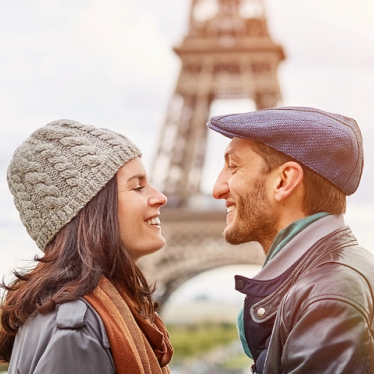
[
  {"xmin": 228, "ymin": 164, "xmax": 236, "ymax": 170},
  {"xmin": 134, "ymin": 186, "xmax": 145, "ymax": 191}
]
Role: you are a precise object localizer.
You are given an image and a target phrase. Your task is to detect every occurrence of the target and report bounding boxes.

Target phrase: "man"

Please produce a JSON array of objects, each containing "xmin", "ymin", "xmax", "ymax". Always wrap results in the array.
[{"xmin": 207, "ymin": 106, "xmax": 374, "ymax": 373}]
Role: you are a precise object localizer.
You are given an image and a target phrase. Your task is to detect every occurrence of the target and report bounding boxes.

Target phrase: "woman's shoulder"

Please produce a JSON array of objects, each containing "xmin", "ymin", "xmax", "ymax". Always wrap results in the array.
[
  {"xmin": 56, "ymin": 298, "xmax": 109, "ymax": 345},
  {"xmin": 56, "ymin": 298, "xmax": 90, "ymax": 329},
  {"xmin": 24, "ymin": 298, "xmax": 110, "ymax": 347},
  {"xmin": 14, "ymin": 298, "xmax": 109, "ymax": 349},
  {"xmin": 9, "ymin": 299, "xmax": 114, "ymax": 374}
]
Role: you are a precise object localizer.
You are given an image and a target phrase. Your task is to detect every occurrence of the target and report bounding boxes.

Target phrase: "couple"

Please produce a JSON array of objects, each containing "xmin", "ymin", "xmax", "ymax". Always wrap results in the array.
[{"xmin": 1, "ymin": 106, "xmax": 374, "ymax": 373}]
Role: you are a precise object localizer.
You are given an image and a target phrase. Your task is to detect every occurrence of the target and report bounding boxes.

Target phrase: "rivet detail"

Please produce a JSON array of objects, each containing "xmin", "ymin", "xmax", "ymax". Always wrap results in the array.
[{"xmin": 257, "ymin": 307, "xmax": 266, "ymax": 317}]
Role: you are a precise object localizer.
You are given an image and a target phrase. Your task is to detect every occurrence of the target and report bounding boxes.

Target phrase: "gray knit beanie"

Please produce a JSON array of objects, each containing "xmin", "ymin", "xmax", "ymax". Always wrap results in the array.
[{"xmin": 7, "ymin": 119, "xmax": 142, "ymax": 251}]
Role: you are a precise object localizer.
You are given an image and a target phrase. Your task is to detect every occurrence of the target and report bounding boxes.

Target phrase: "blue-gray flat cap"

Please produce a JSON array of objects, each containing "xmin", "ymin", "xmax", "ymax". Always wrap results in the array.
[{"xmin": 207, "ymin": 106, "xmax": 363, "ymax": 195}]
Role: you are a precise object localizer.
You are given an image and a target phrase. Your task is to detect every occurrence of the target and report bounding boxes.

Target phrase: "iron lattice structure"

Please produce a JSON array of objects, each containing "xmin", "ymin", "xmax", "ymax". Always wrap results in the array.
[
  {"xmin": 140, "ymin": 0, "xmax": 284, "ymax": 306},
  {"xmin": 151, "ymin": 0, "xmax": 285, "ymax": 205}
]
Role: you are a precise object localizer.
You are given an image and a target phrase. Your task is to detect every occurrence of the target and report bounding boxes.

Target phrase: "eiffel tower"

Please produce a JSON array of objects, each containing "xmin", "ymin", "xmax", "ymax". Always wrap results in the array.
[{"xmin": 139, "ymin": 0, "xmax": 285, "ymax": 305}]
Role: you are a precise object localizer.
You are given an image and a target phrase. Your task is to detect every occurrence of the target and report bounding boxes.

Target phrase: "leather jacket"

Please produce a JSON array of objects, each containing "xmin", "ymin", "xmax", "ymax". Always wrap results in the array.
[{"xmin": 247, "ymin": 225, "xmax": 374, "ymax": 373}]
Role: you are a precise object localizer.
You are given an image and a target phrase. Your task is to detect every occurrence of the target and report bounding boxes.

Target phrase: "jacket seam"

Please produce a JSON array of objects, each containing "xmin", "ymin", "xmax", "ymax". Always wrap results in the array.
[
  {"xmin": 321, "ymin": 260, "xmax": 374, "ymax": 325},
  {"xmin": 297, "ymin": 295, "xmax": 369, "ymax": 324},
  {"xmin": 280, "ymin": 296, "xmax": 372, "ymax": 374},
  {"xmin": 362, "ymin": 345, "xmax": 369, "ymax": 374}
]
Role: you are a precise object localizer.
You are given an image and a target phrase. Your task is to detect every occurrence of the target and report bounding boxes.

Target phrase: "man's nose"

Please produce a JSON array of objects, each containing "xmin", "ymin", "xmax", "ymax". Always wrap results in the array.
[{"xmin": 212, "ymin": 170, "xmax": 229, "ymax": 200}]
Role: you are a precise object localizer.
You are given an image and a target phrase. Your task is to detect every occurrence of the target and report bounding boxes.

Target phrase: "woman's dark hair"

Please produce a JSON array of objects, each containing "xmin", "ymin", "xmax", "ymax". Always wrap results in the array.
[{"xmin": 0, "ymin": 174, "xmax": 156, "ymax": 362}]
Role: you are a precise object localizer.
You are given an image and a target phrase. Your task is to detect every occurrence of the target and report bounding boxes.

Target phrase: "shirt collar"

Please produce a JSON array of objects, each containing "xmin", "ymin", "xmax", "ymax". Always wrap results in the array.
[{"xmin": 264, "ymin": 212, "xmax": 330, "ymax": 267}]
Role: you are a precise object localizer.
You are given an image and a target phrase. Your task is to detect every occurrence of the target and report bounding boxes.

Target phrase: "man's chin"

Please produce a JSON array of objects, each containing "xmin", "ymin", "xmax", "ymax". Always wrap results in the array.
[{"xmin": 223, "ymin": 226, "xmax": 247, "ymax": 245}]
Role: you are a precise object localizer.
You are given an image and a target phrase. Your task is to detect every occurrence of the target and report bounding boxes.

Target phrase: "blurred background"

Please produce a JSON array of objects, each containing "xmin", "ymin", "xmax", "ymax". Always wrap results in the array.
[{"xmin": 1, "ymin": 0, "xmax": 374, "ymax": 373}]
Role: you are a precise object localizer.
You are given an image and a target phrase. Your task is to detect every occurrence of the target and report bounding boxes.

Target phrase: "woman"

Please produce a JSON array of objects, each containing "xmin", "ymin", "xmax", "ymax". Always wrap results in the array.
[{"xmin": 0, "ymin": 120, "xmax": 173, "ymax": 373}]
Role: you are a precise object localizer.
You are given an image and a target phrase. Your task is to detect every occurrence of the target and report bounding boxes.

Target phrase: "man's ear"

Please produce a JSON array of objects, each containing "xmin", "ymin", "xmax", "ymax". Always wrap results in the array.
[{"xmin": 274, "ymin": 162, "xmax": 304, "ymax": 202}]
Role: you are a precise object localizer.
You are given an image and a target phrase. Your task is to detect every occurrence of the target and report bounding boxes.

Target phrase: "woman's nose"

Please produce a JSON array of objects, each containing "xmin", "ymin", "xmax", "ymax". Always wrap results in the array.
[{"xmin": 149, "ymin": 187, "xmax": 167, "ymax": 207}]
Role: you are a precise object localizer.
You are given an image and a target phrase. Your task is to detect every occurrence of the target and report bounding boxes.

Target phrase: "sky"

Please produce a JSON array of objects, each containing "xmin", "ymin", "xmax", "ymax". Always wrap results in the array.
[{"xmin": 0, "ymin": 0, "xmax": 374, "ymax": 302}]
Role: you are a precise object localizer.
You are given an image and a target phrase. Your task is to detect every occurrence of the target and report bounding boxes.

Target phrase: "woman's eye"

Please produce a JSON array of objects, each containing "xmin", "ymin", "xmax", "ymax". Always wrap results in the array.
[
  {"xmin": 228, "ymin": 164, "xmax": 236, "ymax": 170},
  {"xmin": 134, "ymin": 186, "xmax": 145, "ymax": 191}
]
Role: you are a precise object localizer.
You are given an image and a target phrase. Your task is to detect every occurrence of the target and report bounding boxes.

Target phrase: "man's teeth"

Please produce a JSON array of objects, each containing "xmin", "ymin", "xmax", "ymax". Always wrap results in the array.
[
  {"xmin": 146, "ymin": 217, "xmax": 161, "ymax": 225},
  {"xmin": 227, "ymin": 205, "xmax": 236, "ymax": 213}
]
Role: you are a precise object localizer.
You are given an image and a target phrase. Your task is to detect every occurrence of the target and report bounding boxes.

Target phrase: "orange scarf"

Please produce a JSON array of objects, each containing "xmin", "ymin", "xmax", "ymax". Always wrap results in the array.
[{"xmin": 84, "ymin": 277, "xmax": 173, "ymax": 374}]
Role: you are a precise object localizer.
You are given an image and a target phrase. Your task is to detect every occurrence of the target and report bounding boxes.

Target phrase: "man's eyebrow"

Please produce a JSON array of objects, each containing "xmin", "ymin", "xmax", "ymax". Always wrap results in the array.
[
  {"xmin": 126, "ymin": 174, "xmax": 146, "ymax": 183},
  {"xmin": 224, "ymin": 150, "xmax": 239, "ymax": 162}
]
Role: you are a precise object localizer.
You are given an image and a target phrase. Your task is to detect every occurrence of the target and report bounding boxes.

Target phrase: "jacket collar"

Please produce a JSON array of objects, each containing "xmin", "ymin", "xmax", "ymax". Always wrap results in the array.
[{"xmin": 254, "ymin": 214, "xmax": 346, "ymax": 281}]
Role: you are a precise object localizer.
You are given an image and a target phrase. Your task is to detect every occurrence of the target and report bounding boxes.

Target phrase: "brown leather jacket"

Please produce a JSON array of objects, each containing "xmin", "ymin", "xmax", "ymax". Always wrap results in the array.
[{"xmin": 251, "ymin": 227, "xmax": 374, "ymax": 373}]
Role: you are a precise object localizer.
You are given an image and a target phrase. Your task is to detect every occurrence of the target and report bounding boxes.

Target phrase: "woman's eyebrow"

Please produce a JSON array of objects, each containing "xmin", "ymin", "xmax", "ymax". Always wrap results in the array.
[{"xmin": 126, "ymin": 174, "xmax": 146, "ymax": 183}]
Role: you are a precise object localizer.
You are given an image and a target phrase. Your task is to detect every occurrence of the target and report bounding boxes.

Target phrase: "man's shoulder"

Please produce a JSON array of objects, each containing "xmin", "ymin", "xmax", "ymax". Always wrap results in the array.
[{"xmin": 288, "ymin": 246, "xmax": 374, "ymax": 311}]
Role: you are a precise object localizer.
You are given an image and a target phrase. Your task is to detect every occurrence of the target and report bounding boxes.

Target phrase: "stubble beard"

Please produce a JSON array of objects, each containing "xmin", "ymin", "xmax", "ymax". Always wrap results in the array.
[{"xmin": 223, "ymin": 173, "xmax": 278, "ymax": 252}]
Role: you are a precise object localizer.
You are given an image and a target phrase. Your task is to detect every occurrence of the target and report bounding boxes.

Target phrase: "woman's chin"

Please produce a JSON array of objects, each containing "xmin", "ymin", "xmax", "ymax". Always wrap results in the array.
[
  {"xmin": 129, "ymin": 238, "xmax": 166, "ymax": 261},
  {"xmin": 153, "ymin": 236, "xmax": 166, "ymax": 252}
]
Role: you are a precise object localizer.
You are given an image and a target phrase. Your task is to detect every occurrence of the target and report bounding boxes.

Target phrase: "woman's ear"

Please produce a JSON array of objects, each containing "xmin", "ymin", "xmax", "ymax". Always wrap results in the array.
[{"xmin": 274, "ymin": 162, "xmax": 304, "ymax": 202}]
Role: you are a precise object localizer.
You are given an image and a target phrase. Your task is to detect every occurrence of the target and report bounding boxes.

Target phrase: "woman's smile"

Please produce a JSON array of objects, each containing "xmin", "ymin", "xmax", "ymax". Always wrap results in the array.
[
  {"xmin": 145, "ymin": 216, "xmax": 161, "ymax": 226},
  {"xmin": 117, "ymin": 157, "xmax": 167, "ymax": 261}
]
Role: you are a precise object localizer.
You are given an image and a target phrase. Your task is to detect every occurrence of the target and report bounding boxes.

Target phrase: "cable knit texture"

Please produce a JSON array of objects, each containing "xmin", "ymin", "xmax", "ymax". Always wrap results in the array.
[
  {"xmin": 207, "ymin": 106, "xmax": 364, "ymax": 195},
  {"xmin": 7, "ymin": 119, "xmax": 141, "ymax": 251}
]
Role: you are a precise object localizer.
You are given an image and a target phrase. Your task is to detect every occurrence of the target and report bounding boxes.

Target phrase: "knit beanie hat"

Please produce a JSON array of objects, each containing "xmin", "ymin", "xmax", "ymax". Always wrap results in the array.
[{"xmin": 7, "ymin": 119, "xmax": 142, "ymax": 251}]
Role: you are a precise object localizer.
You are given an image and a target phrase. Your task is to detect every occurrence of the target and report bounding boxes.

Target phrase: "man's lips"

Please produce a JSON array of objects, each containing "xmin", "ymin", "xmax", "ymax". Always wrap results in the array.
[
  {"xmin": 226, "ymin": 201, "xmax": 236, "ymax": 214},
  {"xmin": 226, "ymin": 203, "xmax": 236, "ymax": 224},
  {"xmin": 227, "ymin": 205, "xmax": 236, "ymax": 214}
]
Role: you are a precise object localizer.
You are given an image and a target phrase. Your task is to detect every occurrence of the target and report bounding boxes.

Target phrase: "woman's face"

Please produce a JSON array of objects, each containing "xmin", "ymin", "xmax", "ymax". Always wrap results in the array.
[{"xmin": 117, "ymin": 157, "xmax": 167, "ymax": 261}]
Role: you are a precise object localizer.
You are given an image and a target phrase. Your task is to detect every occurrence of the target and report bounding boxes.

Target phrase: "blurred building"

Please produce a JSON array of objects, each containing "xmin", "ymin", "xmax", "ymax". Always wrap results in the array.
[{"xmin": 140, "ymin": 0, "xmax": 284, "ymax": 306}]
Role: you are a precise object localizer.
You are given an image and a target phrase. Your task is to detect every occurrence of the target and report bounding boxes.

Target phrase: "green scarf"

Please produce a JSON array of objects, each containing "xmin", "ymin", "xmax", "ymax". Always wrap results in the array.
[{"xmin": 263, "ymin": 212, "xmax": 329, "ymax": 267}]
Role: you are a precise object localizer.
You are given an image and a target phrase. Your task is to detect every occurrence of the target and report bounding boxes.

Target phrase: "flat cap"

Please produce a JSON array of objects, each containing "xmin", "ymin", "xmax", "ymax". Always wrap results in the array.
[{"xmin": 207, "ymin": 106, "xmax": 363, "ymax": 195}]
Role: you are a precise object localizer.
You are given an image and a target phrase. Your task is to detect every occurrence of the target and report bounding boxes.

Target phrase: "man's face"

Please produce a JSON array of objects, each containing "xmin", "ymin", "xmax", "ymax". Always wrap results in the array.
[{"xmin": 212, "ymin": 138, "xmax": 278, "ymax": 251}]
